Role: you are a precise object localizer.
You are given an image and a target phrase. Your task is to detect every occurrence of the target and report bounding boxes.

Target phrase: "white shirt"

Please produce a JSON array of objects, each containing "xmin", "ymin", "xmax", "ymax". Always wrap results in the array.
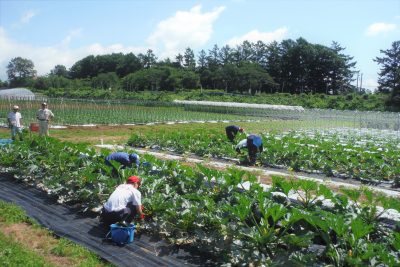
[
  {"xmin": 36, "ymin": 108, "xmax": 54, "ymax": 120},
  {"xmin": 8, "ymin": 111, "xmax": 22, "ymax": 127},
  {"xmin": 235, "ymin": 139, "xmax": 247, "ymax": 150},
  {"xmin": 104, "ymin": 184, "xmax": 142, "ymax": 212}
]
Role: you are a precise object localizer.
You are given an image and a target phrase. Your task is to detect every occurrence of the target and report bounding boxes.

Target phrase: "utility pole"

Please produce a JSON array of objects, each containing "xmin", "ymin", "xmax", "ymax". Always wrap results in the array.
[
  {"xmin": 360, "ymin": 73, "xmax": 363, "ymax": 92},
  {"xmin": 356, "ymin": 71, "xmax": 359, "ymax": 92}
]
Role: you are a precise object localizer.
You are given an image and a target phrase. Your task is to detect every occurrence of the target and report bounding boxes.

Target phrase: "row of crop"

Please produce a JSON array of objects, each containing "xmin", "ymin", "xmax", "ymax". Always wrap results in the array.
[
  {"xmin": 127, "ymin": 128, "xmax": 400, "ymax": 185},
  {"xmin": 0, "ymin": 138, "xmax": 399, "ymax": 265},
  {"xmin": 0, "ymin": 99, "xmax": 265, "ymax": 125}
]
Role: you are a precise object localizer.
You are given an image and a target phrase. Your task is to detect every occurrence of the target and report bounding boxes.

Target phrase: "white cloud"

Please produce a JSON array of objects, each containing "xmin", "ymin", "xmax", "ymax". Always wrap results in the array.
[
  {"xmin": 20, "ymin": 10, "xmax": 37, "ymax": 24},
  {"xmin": 60, "ymin": 28, "xmax": 83, "ymax": 47},
  {"xmin": 226, "ymin": 27, "xmax": 288, "ymax": 47},
  {"xmin": 0, "ymin": 27, "xmax": 147, "ymax": 80},
  {"xmin": 365, "ymin": 22, "xmax": 397, "ymax": 36},
  {"xmin": 12, "ymin": 10, "xmax": 38, "ymax": 28},
  {"xmin": 147, "ymin": 5, "xmax": 225, "ymax": 58}
]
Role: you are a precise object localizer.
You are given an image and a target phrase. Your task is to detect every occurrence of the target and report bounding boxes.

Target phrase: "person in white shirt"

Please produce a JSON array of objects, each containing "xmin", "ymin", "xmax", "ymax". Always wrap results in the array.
[
  {"xmin": 235, "ymin": 134, "xmax": 264, "ymax": 165},
  {"xmin": 7, "ymin": 105, "xmax": 23, "ymax": 141},
  {"xmin": 100, "ymin": 176, "xmax": 144, "ymax": 225},
  {"xmin": 36, "ymin": 102, "xmax": 54, "ymax": 136}
]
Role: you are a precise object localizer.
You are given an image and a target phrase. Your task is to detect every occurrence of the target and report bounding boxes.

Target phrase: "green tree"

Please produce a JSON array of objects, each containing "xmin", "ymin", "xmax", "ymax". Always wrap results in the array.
[
  {"xmin": 183, "ymin": 48, "xmax": 196, "ymax": 70},
  {"xmin": 0, "ymin": 79, "xmax": 8, "ymax": 88},
  {"xmin": 374, "ymin": 41, "xmax": 400, "ymax": 110},
  {"xmin": 174, "ymin": 53, "xmax": 184, "ymax": 68},
  {"xmin": 50, "ymin": 65, "xmax": 69, "ymax": 77},
  {"xmin": 6, "ymin": 57, "xmax": 37, "ymax": 87},
  {"xmin": 70, "ymin": 55, "xmax": 96, "ymax": 79},
  {"xmin": 34, "ymin": 77, "xmax": 50, "ymax": 90},
  {"xmin": 329, "ymin": 41, "xmax": 356, "ymax": 95},
  {"xmin": 115, "ymin": 53, "xmax": 142, "ymax": 77},
  {"xmin": 179, "ymin": 70, "xmax": 199, "ymax": 89},
  {"xmin": 139, "ymin": 49, "xmax": 157, "ymax": 69},
  {"xmin": 91, "ymin": 72, "xmax": 120, "ymax": 90}
]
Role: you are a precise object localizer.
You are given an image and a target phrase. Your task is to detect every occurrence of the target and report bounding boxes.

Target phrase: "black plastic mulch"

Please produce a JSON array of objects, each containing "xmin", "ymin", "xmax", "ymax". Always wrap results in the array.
[{"xmin": 0, "ymin": 173, "xmax": 217, "ymax": 267}]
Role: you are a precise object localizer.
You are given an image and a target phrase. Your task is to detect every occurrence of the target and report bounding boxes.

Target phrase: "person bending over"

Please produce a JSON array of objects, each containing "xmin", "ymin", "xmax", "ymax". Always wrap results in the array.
[
  {"xmin": 225, "ymin": 125, "xmax": 244, "ymax": 143},
  {"xmin": 236, "ymin": 134, "xmax": 263, "ymax": 165}
]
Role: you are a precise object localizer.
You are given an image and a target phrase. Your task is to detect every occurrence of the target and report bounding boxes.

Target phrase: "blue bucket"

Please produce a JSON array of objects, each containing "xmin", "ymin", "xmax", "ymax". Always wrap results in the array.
[
  {"xmin": 0, "ymin": 139, "xmax": 13, "ymax": 147},
  {"xmin": 109, "ymin": 223, "xmax": 136, "ymax": 245}
]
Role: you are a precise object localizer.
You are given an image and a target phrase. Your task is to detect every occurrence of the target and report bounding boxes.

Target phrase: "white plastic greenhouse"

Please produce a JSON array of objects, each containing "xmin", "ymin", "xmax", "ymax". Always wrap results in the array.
[{"xmin": 0, "ymin": 88, "xmax": 36, "ymax": 100}]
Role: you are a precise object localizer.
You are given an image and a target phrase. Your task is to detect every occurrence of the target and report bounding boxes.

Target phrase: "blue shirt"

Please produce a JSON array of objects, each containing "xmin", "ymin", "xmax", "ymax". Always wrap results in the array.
[
  {"xmin": 248, "ymin": 134, "xmax": 263, "ymax": 148},
  {"xmin": 106, "ymin": 152, "xmax": 136, "ymax": 167}
]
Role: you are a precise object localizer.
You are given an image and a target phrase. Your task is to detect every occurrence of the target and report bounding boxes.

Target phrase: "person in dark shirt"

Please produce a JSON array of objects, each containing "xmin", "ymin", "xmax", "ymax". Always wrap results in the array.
[
  {"xmin": 105, "ymin": 152, "xmax": 140, "ymax": 169},
  {"xmin": 225, "ymin": 125, "xmax": 244, "ymax": 143}
]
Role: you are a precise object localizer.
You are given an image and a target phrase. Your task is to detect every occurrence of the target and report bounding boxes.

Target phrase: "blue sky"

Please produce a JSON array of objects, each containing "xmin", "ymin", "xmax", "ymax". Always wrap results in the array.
[{"xmin": 0, "ymin": 0, "xmax": 399, "ymax": 91}]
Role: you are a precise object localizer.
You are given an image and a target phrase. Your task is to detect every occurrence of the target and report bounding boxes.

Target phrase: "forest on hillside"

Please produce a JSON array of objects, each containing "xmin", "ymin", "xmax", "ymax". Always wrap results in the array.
[{"xmin": 2, "ymin": 38, "xmax": 399, "ymax": 111}]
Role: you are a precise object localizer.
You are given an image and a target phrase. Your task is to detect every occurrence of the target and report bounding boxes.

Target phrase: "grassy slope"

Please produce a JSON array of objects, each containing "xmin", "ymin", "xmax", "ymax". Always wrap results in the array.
[{"xmin": 0, "ymin": 200, "xmax": 111, "ymax": 267}]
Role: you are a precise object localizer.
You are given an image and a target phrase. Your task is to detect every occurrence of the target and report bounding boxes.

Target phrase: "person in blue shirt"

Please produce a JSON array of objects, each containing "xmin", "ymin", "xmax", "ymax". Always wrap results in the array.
[
  {"xmin": 105, "ymin": 152, "xmax": 140, "ymax": 169},
  {"xmin": 235, "ymin": 134, "xmax": 263, "ymax": 165},
  {"xmin": 225, "ymin": 125, "xmax": 244, "ymax": 143}
]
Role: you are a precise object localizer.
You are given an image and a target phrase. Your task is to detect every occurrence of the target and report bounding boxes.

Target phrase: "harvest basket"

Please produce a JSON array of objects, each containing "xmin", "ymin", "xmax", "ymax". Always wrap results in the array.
[
  {"xmin": 29, "ymin": 123, "xmax": 39, "ymax": 132},
  {"xmin": 107, "ymin": 223, "xmax": 136, "ymax": 245}
]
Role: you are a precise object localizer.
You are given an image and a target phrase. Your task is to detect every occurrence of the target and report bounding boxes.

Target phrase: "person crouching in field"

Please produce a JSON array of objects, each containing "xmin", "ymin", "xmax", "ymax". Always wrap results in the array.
[
  {"xmin": 105, "ymin": 152, "xmax": 140, "ymax": 177},
  {"xmin": 225, "ymin": 125, "xmax": 244, "ymax": 143},
  {"xmin": 36, "ymin": 102, "xmax": 54, "ymax": 136},
  {"xmin": 7, "ymin": 105, "xmax": 23, "ymax": 141},
  {"xmin": 235, "ymin": 134, "xmax": 263, "ymax": 165},
  {"xmin": 100, "ymin": 176, "xmax": 144, "ymax": 225},
  {"xmin": 105, "ymin": 152, "xmax": 140, "ymax": 169}
]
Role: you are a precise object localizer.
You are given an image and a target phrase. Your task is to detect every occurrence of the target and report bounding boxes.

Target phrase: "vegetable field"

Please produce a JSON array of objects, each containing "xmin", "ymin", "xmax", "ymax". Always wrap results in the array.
[
  {"xmin": 1, "ymin": 97, "xmax": 399, "ymax": 266},
  {"xmin": 128, "ymin": 127, "xmax": 400, "ymax": 185},
  {"xmin": 0, "ymin": 98, "xmax": 269, "ymax": 125},
  {"xmin": 1, "ymin": 98, "xmax": 399, "ymax": 131},
  {"xmin": 1, "ymin": 137, "xmax": 400, "ymax": 266}
]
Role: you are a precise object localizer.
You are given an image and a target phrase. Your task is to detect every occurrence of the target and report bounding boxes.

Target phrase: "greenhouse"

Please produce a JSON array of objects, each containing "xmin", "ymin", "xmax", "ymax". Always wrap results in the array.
[{"xmin": 0, "ymin": 88, "xmax": 36, "ymax": 100}]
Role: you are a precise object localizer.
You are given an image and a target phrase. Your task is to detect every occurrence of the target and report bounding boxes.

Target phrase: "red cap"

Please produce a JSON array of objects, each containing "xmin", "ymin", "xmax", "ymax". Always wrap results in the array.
[
  {"xmin": 239, "ymin": 127, "xmax": 244, "ymax": 132},
  {"xmin": 127, "ymin": 176, "xmax": 141, "ymax": 184}
]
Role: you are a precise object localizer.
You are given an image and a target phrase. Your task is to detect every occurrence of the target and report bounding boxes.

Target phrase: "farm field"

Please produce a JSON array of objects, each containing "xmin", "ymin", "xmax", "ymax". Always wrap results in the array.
[
  {"xmin": 0, "ymin": 119, "xmax": 339, "ymax": 144},
  {"xmin": 127, "ymin": 124, "xmax": 400, "ymax": 185},
  {"xmin": 2, "ymin": 98, "xmax": 399, "ymax": 130},
  {"xmin": 0, "ymin": 136, "xmax": 400, "ymax": 266},
  {"xmin": 0, "ymin": 98, "xmax": 274, "ymax": 125},
  {"xmin": 1, "ymin": 99, "xmax": 400, "ymax": 266}
]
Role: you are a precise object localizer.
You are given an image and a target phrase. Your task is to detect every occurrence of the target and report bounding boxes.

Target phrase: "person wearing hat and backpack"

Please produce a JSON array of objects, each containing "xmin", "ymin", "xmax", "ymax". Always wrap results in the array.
[
  {"xmin": 36, "ymin": 102, "xmax": 54, "ymax": 136},
  {"xmin": 100, "ymin": 176, "xmax": 144, "ymax": 225},
  {"xmin": 7, "ymin": 105, "xmax": 23, "ymax": 141},
  {"xmin": 225, "ymin": 125, "xmax": 244, "ymax": 143}
]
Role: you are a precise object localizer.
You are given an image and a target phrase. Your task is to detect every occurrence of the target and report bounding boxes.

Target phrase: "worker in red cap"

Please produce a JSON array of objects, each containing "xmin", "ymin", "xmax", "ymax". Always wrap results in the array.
[
  {"xmin": 225, "ymin": 125, "xmax": 244, "ymax": 143},
  {"xmin": 100, "ymin": 176, "xmax": 144, "ymax": 225}
]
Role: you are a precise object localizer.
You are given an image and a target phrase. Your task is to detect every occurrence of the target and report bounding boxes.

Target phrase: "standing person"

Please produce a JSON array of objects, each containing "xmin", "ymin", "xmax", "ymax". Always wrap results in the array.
[
  {"xmin": 225, "ymin": 125, "xmax": 244, "ymax": 143},
  {"xmin": 100, "ymin": 176, "xmax": 144, "ymax": 225},
  {"xmin": 36, "ymin": 102, "xmax": 54, "ymax": 137},
  {"xmin": 235, "ymin": 134, "xmax": 263, "ymax": 165},
  {"xmin": 7, "ymin": 105, "xmax": 23, "ymax": 141}
]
